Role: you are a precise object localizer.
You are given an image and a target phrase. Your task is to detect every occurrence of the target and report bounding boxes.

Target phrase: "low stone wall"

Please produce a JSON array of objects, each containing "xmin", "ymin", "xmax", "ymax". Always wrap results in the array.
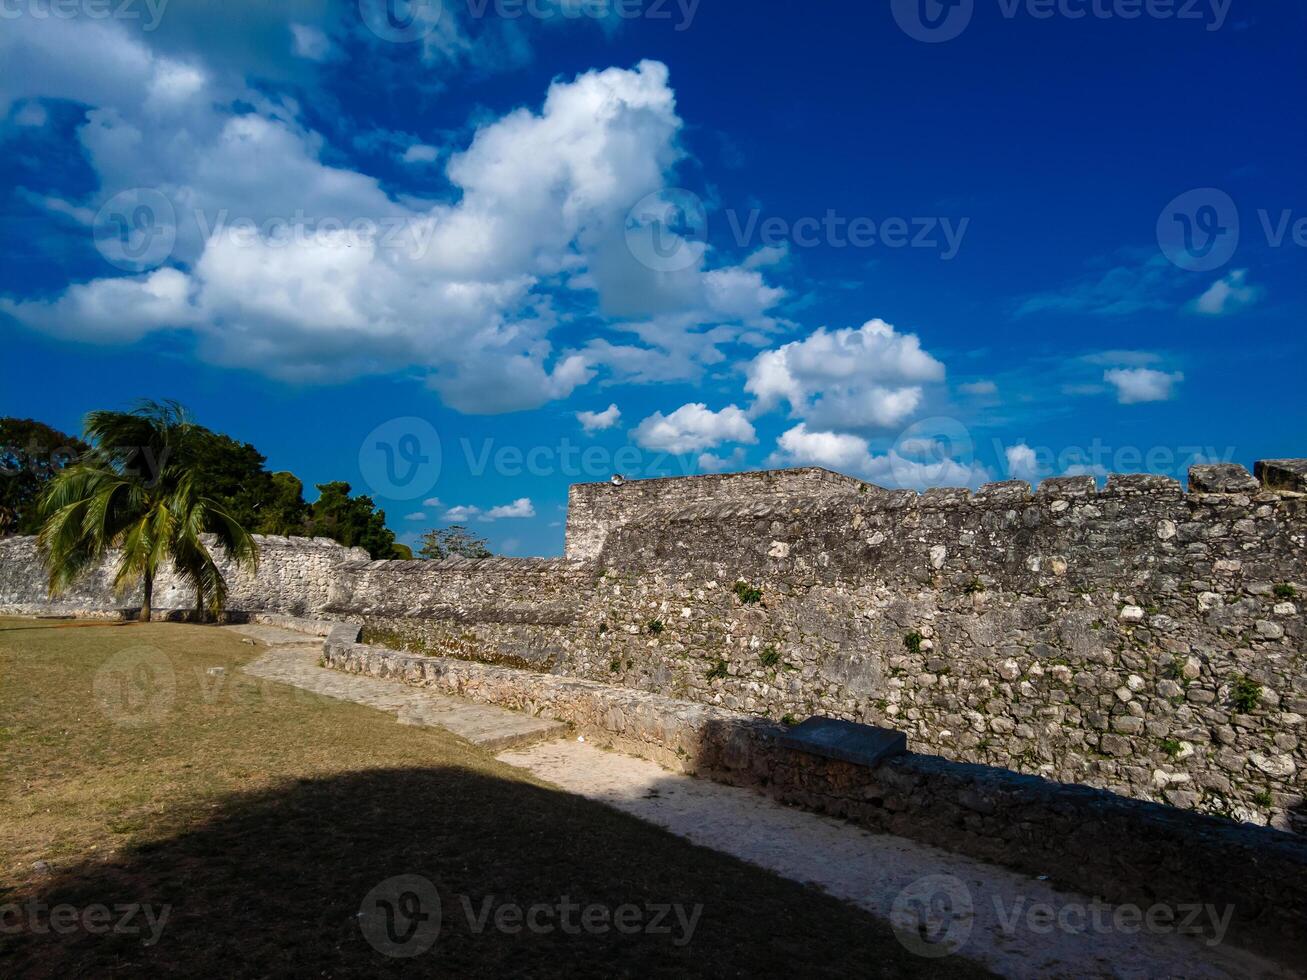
[
  {"xmin": 323, "ymin": 631, "xmax": 1307, "ymax": 961},
  {"xmin": 0, "ymin": 534, "xmax": 368, "ymax": 617}
]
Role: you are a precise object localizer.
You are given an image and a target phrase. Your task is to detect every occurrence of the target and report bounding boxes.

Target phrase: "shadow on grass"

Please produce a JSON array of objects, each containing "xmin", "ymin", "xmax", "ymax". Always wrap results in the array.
[{"xmin": 0, "ymin": 767, "xmax": 989, "ymax": 979}]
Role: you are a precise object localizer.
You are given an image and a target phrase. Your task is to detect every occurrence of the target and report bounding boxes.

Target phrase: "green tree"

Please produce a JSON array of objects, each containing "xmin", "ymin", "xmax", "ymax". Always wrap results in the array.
[
  {"xmin": 419, "ymin": 525, "xmax": 492, "ymax": 560},
  {"xmin": 177, "ymin": 427, "xmax": 310, "ymax": 535},
  {"xmin": 38, "ymin": 401, "xmax": 258, "ymax": 622},
  {"xmin": 305, "ymin": 482, "xmax": 404, "ymax": 559},
  {"xmin": 0, "ymin": 418, "xmax": 88, "ymax": 535}
]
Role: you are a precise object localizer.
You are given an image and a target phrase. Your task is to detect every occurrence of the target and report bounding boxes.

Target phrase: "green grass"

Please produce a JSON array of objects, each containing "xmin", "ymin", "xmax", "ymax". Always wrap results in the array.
[
  {"xmin": 1230, "ymin": 674, "xmax": 1263, "ymax": 713},
  {"xmin": 0, "ymin": 617, "xmax": 985, "ymax": 978},
  {"xmin": 732, "ymin": 581, "xmax": 763, "ymax": 605}
]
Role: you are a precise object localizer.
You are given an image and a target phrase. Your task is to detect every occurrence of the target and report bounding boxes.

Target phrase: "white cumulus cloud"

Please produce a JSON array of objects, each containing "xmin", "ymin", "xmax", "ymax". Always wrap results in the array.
[
  {"xmin": 444, "ymin": 498, "xmax": 536, "ymax": 522},
  {"xmin": 632, "ymin": 403, "xmax": 757, "ymax": 454},
  {"xmin": 577, "ymin": 404, "xmax": 621, "ymax": 433},
  {"xmin": 1103, "ymin": 368, "xmax": 1184, "ymax": 404},
  {"xmin": 1189, "ymin": 269, "xmax": 1262, "ymax": 316},
  {"xmin": 745, "ymin": 319, "xmax": 945, "ymax": 431}
]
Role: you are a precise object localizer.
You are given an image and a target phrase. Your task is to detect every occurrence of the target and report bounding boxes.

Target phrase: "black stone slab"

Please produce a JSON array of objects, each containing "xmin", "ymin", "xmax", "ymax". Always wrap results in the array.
[{"xmin": 776, "ymin": 717, "xmax": 907, "ymax": 768}]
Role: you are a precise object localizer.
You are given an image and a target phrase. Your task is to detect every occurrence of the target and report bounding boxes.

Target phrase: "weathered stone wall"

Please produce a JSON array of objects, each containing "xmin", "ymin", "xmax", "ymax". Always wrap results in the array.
[
  {"xmin": 326, "ymin": 557, "xmax": 593, "ymax": 670},
  {"xmin": 0, "ymin": 534, "xmax": 368, "ymax": 617},
  {"xmin": 331, "ymin": 463, "xmax": 1307, "ymax": 834},
  {"xmin": 323, "ymin": 631, "xmax": 1307, "ymax": 961},
  {"xmin": 564, "ymin": 466, "xmax": 867, "ymax": 560}
]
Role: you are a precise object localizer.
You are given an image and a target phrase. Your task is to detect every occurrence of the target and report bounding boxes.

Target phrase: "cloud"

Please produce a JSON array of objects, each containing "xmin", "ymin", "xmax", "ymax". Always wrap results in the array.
[
  {"xmin": 767, "ymin": 424, "xmax": 986, "ymax": 490},
  {"xmin": 959, "ymin": 380, "xmax": 997, "ymax": 396},
  {"xmin": 1016, "ymin": 254, "xmax": 1181, "ymax": 317},
  {"xmin": 289, "ymin": 23, "xmax": 332, "ymax": 62},
  {"xmin": 1189, "ymin": 269, "xmax": 1262, "ymax": 316},
  {"xmin": 697, "ymin": 447, "xmax": 746, "ymax": 472},
  {"xmin": 0, "ymin": 268, "xmax": 195, "ymax": 343},
  {"xmin": 404, "ymin": 512, "xmax": 427, "ymax": 521},
  {"xmin": 745, "ymin": 319, "xmax": 945, "ymax": 431},
  {"xmin": 401, "ymin": 143, "xmax": 440, "ymax": 164},
  {"xmin": 632, "ymin": 403, "xmax": 756, "ymax": 454},
  {"xmin": 1103, "ymin": 367, "xmax": 1184, "ymax": 404},
  {"xmin": 444, "ymin": 498, "xmax": 536, "ymax": 522},
  {"xmin": 1004, "ymin": 443, "xmax": 1040, "ymax": 481},
  {"xmin": 577, "ymin": 403, "xmax": 621, "ymax": 433},
  {"xmin": 0, "ymin": 22, "xmax": 788, "ymax": 414},
  {"xmin": 422, "ymin": 497, "xmax": 442, "ymax": 508}
]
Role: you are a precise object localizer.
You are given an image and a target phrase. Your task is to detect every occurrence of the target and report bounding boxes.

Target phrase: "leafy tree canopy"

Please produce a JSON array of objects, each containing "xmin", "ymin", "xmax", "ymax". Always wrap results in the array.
[
  {"xmin": 10, "ymin": 408, "xmax": 411, "ymax": 559},
  {"xmin": 419, "ymin": 525, "xmax": 493, "ymax": 561},
  {"xmin": 0, "ymin": 418, "xmax": 88, "ymax": 535},
  {"xmin": 306, "ymin": 482, "xmax": 402, "ymax": 560}
]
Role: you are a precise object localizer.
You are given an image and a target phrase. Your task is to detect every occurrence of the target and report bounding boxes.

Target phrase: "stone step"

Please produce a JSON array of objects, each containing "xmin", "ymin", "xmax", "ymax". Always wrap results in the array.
[{"xmin": 396, "ymin": 701, "xmax": 567, "ymax": 751}]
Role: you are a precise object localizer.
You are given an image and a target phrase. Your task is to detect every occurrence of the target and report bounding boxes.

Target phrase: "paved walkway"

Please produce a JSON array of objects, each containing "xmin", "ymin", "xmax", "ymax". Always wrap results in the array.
[
  {"xmin": 232, "ymin": 624, "xmax": 566, "ymax": 751},
  {"xmin": 233, "ymin": 625, "xmax": 1295, "ymax": 980}
]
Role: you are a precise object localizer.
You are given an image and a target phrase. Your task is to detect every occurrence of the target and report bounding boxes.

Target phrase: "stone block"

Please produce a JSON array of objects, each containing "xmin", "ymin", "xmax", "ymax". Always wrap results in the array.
[
  {"xmin": 1255, "ymin": 459, "xmax": 1307, "ymax": 493},
  {"xmin": 776, "ymin": 717, "xmax": 907, "ymax": 767},
  {"xmin": 1189, "ymin": 464, "xmax": 1259, "ymax": 494}
]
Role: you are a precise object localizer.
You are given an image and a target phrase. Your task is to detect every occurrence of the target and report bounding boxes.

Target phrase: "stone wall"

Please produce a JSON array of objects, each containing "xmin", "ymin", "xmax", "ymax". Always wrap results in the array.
[
  {"xmin": 0, "ymin": 534, "xmax": 368, "ymax": 617},
  {"xmin": 563, "ymin": 466, "xmax": 867, "ymax": 560},
  {"xmin": 323, "ymin": 630, "xmax": 1307, "ymax": 961},
  {"xmin": 331, "ymin": 462, "xmax": 1307, "ymax": 834}
]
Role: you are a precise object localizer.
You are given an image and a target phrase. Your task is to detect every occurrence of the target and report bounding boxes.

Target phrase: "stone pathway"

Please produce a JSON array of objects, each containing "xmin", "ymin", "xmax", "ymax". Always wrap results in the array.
[
  {"xmin": 232, "ymin": 624, "xmax": 567, "ymax": 751},
  {"xmin": 234, "ymin": 625, "xmax": 1296, "ymax": 980}
]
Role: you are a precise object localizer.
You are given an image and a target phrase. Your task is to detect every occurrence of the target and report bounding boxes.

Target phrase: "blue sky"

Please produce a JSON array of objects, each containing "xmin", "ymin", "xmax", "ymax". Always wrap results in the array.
[{"xmin": 1, "ymin": 0, "xmax": 1303, "ymax": 556}]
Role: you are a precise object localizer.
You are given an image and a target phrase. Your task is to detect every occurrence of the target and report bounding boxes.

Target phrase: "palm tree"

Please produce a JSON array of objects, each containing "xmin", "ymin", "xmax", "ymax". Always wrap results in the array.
[{"xmin": 37, "ymin": 401, "xmax": 258, "ymax": 622}]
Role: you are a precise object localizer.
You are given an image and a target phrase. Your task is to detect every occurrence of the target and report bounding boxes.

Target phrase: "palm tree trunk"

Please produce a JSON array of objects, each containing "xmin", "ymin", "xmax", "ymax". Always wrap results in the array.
[
  {"xmin": 195, "ymin": 583, "xmax": 205, "ymax": 624},
  {"xmin": 141, "ymin": 569, "xmax": 153, "ymax": 623}
]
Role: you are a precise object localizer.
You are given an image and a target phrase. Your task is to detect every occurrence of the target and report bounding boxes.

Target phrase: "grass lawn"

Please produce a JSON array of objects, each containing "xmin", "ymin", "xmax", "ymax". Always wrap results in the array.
[{"xmin": 0, "ymin": 617, "xmax": 989, "ymax": 977}]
